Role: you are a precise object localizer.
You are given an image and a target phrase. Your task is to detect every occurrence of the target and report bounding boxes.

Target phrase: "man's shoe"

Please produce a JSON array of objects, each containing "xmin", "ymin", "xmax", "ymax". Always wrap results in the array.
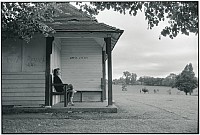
[{"xmin": 68, "ymin": 102, "xmax": 74, "ymax": 106}]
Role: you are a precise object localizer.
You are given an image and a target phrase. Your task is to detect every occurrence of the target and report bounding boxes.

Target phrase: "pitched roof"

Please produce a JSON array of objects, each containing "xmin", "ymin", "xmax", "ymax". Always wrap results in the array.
[
  {"xmin": 46, "ymin": 3, "xmax": 123, "ymax": 33},
  {"xmin": 48, "ymin": 22, "xmax": 123, "ymax": 32}
]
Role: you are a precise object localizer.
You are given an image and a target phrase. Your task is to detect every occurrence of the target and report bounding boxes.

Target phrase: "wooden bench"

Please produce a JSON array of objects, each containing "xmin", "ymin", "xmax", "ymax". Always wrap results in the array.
[
  {"xmin": 75, "ymin": 90, "xmax": 103, "ymax": 102},
  {"xmin": 50, "ymin": 75, "xmax": 103, "ymax": 105},
  {"xmin": 76, "ymin": 90, "xmax": 86, "ymax": 102},
  {"xmin": 50, "ymin": 83, "xmax": 70, "ymax": 107}
]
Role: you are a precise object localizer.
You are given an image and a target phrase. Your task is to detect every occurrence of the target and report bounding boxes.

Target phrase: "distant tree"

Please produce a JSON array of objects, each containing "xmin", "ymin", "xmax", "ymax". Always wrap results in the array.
[
  {"xmin": 154, "ymin": 77, "xmax": 164, "ymax": 86},
  {"xmin": 162, "ymin": 73, "xmax": 177, "ymax": 86},
  {"xmin": 113, "ymin": 72, "xmax": 137, "ymax": 85},
  {"xmin": 173, "ymin": 63, "xmax": 198, "ymax": 95},
  {"xmin": 144, "ymin": 76, "xmax": 153, "ymax": 85},
  {"xmin": 123, "ymin": 71, "xmax": 131, "ymax": 85},
  {"xmin": 138, "ymin": 76, "xmax": 145, "ymax": 85},
  {"xmin": 138, "ymin": 76, "xmax": 164, "ymax": 86},
  {"xmin": 130, "ymin": 73, "xmax": 137, "ymax": 85},
  {"xmin": 113, "ymin": 77, "xmax": 125, "ymax": 85},
  {"xmin": 138, "ymin": 76, "xmax": 151, "ymax": 85}
]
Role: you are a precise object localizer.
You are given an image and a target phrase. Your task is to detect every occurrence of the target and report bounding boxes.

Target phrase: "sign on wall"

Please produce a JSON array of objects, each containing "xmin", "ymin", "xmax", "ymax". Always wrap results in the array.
[{"xmin": 69, "ymin": 56, "xmax": 88, "ymax": 60}]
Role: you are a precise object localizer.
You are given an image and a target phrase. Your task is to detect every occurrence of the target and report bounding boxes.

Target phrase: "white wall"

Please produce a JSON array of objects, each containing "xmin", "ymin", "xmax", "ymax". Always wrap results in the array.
[
  {"xmin": 61, "ymin": 38, "xmax": 102, "ymax": 91},
  {"xmin": 51, "ymin": 38, "xmax": 62, "ymax": 105}
]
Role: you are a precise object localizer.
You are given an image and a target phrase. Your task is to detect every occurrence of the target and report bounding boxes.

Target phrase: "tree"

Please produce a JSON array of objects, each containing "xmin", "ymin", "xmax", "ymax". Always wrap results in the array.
[
  {"xmin": 1, "ymin": 2, "xmax": 63, "ymax": 42},
  {"xmin": 173, "ymin": 63, "xmax": 198, "ymax": 95},
  {"xmin": 138, "ymin": 76, "xmax": 164, "ymax": 86},
  {"xmin": 113, "ymin": 77, "xmax": 125, "ymax": 85},
  {"xmin": 162, "ymin": 73, "xmax": 177, "ymax": 86},
  {"xmin": 77, "ymin": 2, "xmax": 198, "ymax": 39},
  {"xmin": 123, "ymin": 71, "xmax": 131, "ymax": 85},
  {"xmin": 113, "ymin": 72, "xmax": 137, "ymax": 85},
  {"xmin": 2, "ymin": 2, "xmax": 198, "ymax": 42},
  {"xmin": 130, "ymin": 73, "xmax": 137, "ymax": 85}
]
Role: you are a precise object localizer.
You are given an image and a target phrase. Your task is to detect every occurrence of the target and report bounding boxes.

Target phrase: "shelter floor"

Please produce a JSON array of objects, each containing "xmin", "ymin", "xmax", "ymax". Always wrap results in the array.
[{"xmin": 51, "ymin": 101, "xmax": 117, "ymax": 113}]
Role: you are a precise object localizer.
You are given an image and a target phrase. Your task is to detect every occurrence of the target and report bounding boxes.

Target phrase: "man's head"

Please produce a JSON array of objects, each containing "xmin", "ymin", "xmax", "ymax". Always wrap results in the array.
[{"xmin": 68, "ymin": 84, "xmax": 73, "ymax": 90}]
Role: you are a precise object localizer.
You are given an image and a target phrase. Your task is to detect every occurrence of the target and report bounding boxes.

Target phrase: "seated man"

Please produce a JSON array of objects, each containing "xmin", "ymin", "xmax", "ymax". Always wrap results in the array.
[{"xmin": 53, "ymin": 68, "xmax": 76, "ymax": 106}]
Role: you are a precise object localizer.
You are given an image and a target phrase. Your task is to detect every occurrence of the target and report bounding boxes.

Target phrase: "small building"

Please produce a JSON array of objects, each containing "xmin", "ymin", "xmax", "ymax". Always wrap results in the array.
[{"xmin": 2, "ymin": 3, "xmax": 123, "ymax": 107}]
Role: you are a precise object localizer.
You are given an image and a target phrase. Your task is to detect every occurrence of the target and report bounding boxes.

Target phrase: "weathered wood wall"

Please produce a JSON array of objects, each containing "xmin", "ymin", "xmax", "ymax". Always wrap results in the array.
[
  {"xmin": 2, "ymin": 37, "xmax": 46, "ymax": 106},
  {"xmin": 61, "ymin": 38, "xmax": 103, "ymax": 101},
  {"xmin": 2, "ymin": 72, "xmax": 45, "ymax": 106}
]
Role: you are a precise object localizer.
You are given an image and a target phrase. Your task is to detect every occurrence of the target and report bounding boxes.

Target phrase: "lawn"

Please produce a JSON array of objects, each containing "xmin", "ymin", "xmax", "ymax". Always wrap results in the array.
[{"xmin": 113, "ymin": 84, "xmax": 198, "ymax": 96}]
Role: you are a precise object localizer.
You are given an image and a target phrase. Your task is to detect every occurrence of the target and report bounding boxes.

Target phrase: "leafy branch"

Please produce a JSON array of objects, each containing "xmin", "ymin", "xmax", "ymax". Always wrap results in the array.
[
  {"xmin": 1, "ymin": 2, "xmax": 63, "ymax": 42},
  {"xmin": 77, "ymin": 2, "xmax": 198, "ymax": 39}
]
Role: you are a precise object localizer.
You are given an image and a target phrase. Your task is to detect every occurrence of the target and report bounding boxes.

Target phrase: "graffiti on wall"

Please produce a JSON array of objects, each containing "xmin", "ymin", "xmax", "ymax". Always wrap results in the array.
[
  {"xmin": 26, "ymin": 56, "xmax": 45, "ymax": 67},
  {"xmin": 3, "ymin": 56, "xmax": 21, "ymax": 64}
]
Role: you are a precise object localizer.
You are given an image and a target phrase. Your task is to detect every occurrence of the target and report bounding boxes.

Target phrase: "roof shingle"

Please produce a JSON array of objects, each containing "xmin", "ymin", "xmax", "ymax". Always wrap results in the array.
[{"xmin": 47, "ymin": 3, "xmax": 123, "ymax": 33}]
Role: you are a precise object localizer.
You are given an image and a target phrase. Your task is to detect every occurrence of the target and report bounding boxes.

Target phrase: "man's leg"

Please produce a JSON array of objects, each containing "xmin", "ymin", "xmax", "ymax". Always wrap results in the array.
[{"xmin": 68, "ymin": 92, "xmax": 74, "ymax": 106}]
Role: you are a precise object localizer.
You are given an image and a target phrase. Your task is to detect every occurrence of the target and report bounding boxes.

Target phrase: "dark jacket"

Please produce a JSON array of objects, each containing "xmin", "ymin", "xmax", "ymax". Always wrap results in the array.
[{"xmin": 53, "ymin": 75, "xmax": 64, "ymax": 92}]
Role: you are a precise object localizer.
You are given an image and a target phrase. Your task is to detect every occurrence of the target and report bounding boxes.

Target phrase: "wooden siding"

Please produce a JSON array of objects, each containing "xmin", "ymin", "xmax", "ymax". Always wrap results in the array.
[
  {"xmin": 61, "ymin": 38, "xmax": 102, "ymax": 91},
  {"xmin": 2, "ymin": 35, "xmax": 46, "ymax": 106},
  {"xmin": 2, "ymin": 72, "xmax": 45, "ymax": 106},
  {"xmin": 82, "ymin": 92, "xmax": 101, "ymax": 101},
  {"xmin": 73, "ymin": 91, "xmax": 101, "ymax": 101}
]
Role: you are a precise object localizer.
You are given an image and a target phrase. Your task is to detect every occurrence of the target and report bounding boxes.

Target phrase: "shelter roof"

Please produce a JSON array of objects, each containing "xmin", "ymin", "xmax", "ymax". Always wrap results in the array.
[{"xmin": 47, "ymin": 3, "xmax": 123, "ymax": 33}]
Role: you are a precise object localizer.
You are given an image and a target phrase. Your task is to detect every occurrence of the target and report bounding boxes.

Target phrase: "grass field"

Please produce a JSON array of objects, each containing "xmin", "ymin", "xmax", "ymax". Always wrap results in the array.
[
  {"xmin": 113, "ymin": 84, "xmax": 198, "ymax": 96},
  {"xmin": 112, "ymin": 84, "xmax": 198, "ymax": 133}
]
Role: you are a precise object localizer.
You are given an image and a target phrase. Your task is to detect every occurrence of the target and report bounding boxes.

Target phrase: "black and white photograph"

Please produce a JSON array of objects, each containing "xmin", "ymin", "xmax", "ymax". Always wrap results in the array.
[{"xmin": 1, "ymin": 1, "xmax": 198, "ymax": 134}]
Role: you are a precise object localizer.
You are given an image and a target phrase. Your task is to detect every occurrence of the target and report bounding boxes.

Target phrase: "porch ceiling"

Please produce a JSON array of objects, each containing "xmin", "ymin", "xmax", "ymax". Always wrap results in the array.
[{"xmin": 53, "ymin": 32, "xmax": 121, "ymax": 51}]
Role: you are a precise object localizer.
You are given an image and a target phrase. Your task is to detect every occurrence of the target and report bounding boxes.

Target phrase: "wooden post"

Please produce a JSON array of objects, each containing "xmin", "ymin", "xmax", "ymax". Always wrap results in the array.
[
  {"xmin": 50, "ymin": 74, "xmax": 53, "ymax": 106},
  {"xmin": 105, "ymin": 37, "xmax": 112, "ymax": 106},
  {"xmin": 45, "ymin": 37, "xmax": 54, "ymax": 106},
  {"xmin": 102, "ymin": 50, "xmax": 106, "ymax": 100}
]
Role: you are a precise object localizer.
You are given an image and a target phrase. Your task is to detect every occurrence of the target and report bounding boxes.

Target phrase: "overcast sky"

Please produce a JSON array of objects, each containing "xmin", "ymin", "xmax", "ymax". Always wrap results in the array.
[{"xmin": 95, "ymin": 9, "xmax": 198, "ymax": 79}]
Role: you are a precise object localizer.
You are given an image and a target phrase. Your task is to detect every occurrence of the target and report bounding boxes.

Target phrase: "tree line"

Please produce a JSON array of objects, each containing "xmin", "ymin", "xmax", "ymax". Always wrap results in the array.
[
  {"xmin": 113, "ymin": 63, "xmax": 198, "ymax": 95},
  {"xmin": 113, "ymin": 72, "xmax": 176, "ymax": 87}
]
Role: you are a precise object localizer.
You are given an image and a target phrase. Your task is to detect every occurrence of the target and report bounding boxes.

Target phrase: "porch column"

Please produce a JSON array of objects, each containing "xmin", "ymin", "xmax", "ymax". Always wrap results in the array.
[
  {"xmin": 45, "ymin": 37, "xmax": 54, "ymax": 106},
  {"xmin": 105, "ymin": 37, "xmax": 112, "ymax": 106},
  {"xmin": 102, "ymin": 50, "xmax": 106, "ymax": 100}
]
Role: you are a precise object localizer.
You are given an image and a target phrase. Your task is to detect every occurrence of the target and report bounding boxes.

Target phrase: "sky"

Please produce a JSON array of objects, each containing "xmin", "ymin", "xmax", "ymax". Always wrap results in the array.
[{"xmin": 94, "ymin": 9, "xmax": 198, "ymax": 79}]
